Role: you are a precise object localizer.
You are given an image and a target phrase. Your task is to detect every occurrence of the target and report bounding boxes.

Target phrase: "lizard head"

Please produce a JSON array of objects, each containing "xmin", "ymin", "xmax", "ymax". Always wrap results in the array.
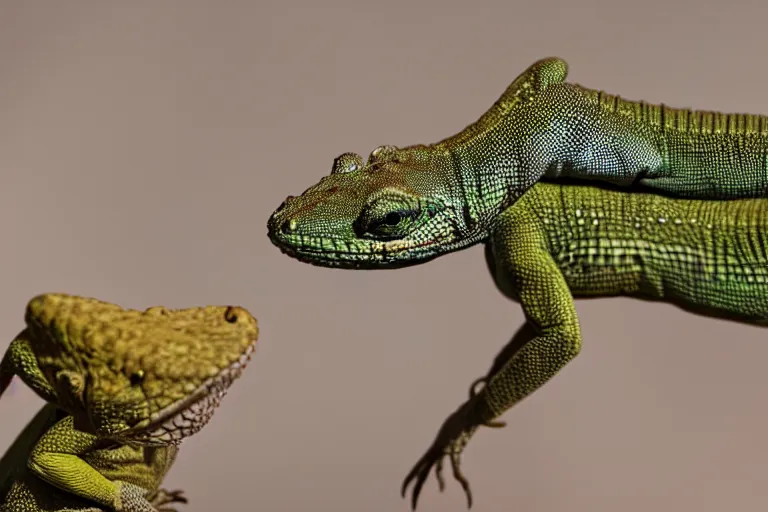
[
  {"xmin": 266, "ymin": 57, "xmax": 573, "ymax": 269},
  {"xmin": 267, "ymin": 144, "xmax": 487, "ymax": 269},
  {"xmin": 18, "ymin": 293, "xmax": 259, "ymax": 446}
]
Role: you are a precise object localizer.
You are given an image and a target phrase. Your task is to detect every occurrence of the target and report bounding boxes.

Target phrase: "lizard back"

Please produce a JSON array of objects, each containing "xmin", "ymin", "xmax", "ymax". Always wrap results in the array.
[{"xmin": 578, "ymin": 87, "xmax": 768, "ymax": 137}]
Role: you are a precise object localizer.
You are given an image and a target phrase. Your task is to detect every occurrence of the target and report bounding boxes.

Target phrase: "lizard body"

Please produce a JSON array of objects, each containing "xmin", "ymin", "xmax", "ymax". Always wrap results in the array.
[
  {"xmin": 266, "ymin": 57, "xmax": 768, "ymax": 508},
  {"xmin": 414, "ymin": 181, "xmax": 768, "ymax": 508},
  {"xmin": 267, "ymin": 57, "xmax": 768, "ymax": 269},
  {"xmin": 0, "ymin": 293, "xmax": 259, "ymax": 511},
  {"xmin": 294, "ymin": 181, "xmax": 768, "ymax": 508}
]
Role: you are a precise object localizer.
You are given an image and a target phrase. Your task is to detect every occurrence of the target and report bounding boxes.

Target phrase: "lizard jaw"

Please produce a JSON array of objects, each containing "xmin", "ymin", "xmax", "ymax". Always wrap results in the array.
[
  {"xmin": 266, "ymin": 230, "xmax": 452, "ymax": 269},
  {"xmin": 122, "ymin": 339, "xmax": 257, "ymax": 446}
]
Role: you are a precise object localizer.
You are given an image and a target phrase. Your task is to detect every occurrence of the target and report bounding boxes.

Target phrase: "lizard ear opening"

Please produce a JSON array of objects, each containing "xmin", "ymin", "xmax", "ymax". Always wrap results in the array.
[
  {"xmin": 56, "ymin": 369, "xmax": 86, "ymax": 399},
  {"xmin": 56, "ymin": 369, "xmax": 94, "ymax": 429}
]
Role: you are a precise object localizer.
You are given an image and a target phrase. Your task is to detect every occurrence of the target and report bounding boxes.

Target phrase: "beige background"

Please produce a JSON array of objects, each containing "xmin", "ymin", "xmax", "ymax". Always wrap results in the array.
[{"xmin": 2, "ymin": 1, "xmax": 768, "ymax": 511}]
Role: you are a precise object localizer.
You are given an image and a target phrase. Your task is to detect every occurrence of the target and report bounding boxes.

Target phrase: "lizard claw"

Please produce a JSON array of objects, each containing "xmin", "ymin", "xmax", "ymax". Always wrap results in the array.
[
  {"xmin": 148, "ymin": 488, "xmax": 188, "ymax": 511},
  {"xmin": 434, "ymin": 437, "xmax": 473, "ymax": 498},
  {"xmin": 402, "ymin": 380, "xmax": 510, "ymax": 509},
  {"xmin": 400, "ymin": 401, "xmax": 479, "ymax": 510}
]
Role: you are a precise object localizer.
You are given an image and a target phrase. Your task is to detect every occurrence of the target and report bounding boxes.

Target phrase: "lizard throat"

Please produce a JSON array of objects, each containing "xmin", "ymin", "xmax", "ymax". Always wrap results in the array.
[{"xmin": 123, "ymin": 340, "xmax": 257, "ymax": 446}]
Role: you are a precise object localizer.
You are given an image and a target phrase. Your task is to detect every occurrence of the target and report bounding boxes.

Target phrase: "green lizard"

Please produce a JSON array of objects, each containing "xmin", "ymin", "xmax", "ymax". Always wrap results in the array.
[
  {"xmin": 266, "ymin": 57, "xmax": 768, "ymax": 508},
  {"xmin": 267, "ymin": 56, "xmax": 768, "ymax": 269},
  {"xmin": 275, "ymin": 179, "xmax": 768, "ymax": 508},
  {"xmin": 1, "ymin": 403, "xmax": 185, "ymax": 512},
  {"xmin": 0, "ymin": 293, "xmax": 259, "ymax": 511}
]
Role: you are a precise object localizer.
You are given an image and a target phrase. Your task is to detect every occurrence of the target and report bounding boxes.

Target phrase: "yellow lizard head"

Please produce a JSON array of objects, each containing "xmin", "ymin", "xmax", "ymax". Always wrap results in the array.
[{"xmin": 6, "ymin": 293, "xmax": 259, "ymax": 446}]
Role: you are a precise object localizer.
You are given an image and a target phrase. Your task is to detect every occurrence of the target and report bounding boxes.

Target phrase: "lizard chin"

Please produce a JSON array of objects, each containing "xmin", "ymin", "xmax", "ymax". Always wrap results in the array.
[{"xmin": 121, "ymin": 339, "xmax": 257, "ymax": 446}]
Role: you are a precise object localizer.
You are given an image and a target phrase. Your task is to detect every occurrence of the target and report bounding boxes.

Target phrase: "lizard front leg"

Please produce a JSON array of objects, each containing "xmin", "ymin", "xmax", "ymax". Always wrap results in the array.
[
  {"xmin": 0, "ymin": 332, "xmax": 59, "ymax": 402},
  {"xmin": 402, "ymin": 204, "xmax": 583, "ymax": 509},
  {"xmin": 27, "ymin": 415, "xmax": 160, "ymax": 511}
]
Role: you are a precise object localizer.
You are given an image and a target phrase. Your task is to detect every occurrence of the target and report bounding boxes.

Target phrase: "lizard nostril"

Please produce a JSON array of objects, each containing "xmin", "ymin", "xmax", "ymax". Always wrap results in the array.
[{"xmin": 280, "ymin": 219, "xmax": 297, "ymax": 234}]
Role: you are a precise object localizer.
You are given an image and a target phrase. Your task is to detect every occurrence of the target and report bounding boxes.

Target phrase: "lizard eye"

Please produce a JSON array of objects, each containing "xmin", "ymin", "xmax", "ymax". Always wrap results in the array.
[
  {"xmin": 331, "ymin": 153, "xmax": 364, "ymax": 175},
  {"xmin": 361, "ymin": 207, "xmax": 420, "ymax": 240},
  {"xmin": 356, "ymin": 189, "xmax": 442, "ymax": 241},
  {"xmin": 129, "ymin": 370, "xmax": 145, "ymax": 387},
  {"xmin": 384, "ymin": 211, "xmax": 406, "ymax": 225}
]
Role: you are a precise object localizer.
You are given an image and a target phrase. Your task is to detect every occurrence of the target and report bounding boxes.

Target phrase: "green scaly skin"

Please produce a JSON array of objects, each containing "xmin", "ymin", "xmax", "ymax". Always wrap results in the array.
[
  {"xmin": 1, "ymin": 404, "xmax": 183, "ymax": 512},
  {"xmin": 0, "ymin": 293, "xmax": 259, "ymax": 511},
  {"xmin": 408, "ymin": 181, "xmax": 768, "ymax": 508},
  {"xmin": 267, "ymin": 56, "xmax": 768, "ymax": 270},
  {"xmin": 279, "ymin": 181, "xmax": 768, "ymax": 509},
  {"xmin": 266, "ymin": 57, "xmax": 768, "ymax": 509}
]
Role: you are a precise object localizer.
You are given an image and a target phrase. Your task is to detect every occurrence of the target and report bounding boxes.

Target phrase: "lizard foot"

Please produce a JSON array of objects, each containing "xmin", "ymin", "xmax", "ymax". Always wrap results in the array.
[
  {"xmin": 147, "ymin": 488, "xmax": 188, "ymax": 511},
  {"xmin": 400, "ymin": 398, "xmax": 482, "ymax": 510},
  {"xmin": 115, "ymin": 481, "xmax": 162, "ymax": 512}
]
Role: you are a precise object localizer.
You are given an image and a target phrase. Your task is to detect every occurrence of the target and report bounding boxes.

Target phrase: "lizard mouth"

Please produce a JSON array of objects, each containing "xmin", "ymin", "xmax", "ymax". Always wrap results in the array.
[
  {"xmin": 122, "ymin": 339, "xmax": 257, "ymax": 446},
  {"xmin": 266, "ymin": 229, "xmax": 449, "ymax": 269}
]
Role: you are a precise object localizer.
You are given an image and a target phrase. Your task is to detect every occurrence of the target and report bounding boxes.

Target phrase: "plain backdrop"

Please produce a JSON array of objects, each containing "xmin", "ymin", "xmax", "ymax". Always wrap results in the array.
[{"xmin": 2, "ymin": 1, "xmax": 768, "ymax": 511}]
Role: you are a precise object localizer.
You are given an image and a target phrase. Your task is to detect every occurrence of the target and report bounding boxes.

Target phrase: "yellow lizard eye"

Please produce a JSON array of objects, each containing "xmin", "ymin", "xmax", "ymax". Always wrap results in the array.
[{"xmin": 129, "ymin": 370, "xmax": 145, "ymax": 387}]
